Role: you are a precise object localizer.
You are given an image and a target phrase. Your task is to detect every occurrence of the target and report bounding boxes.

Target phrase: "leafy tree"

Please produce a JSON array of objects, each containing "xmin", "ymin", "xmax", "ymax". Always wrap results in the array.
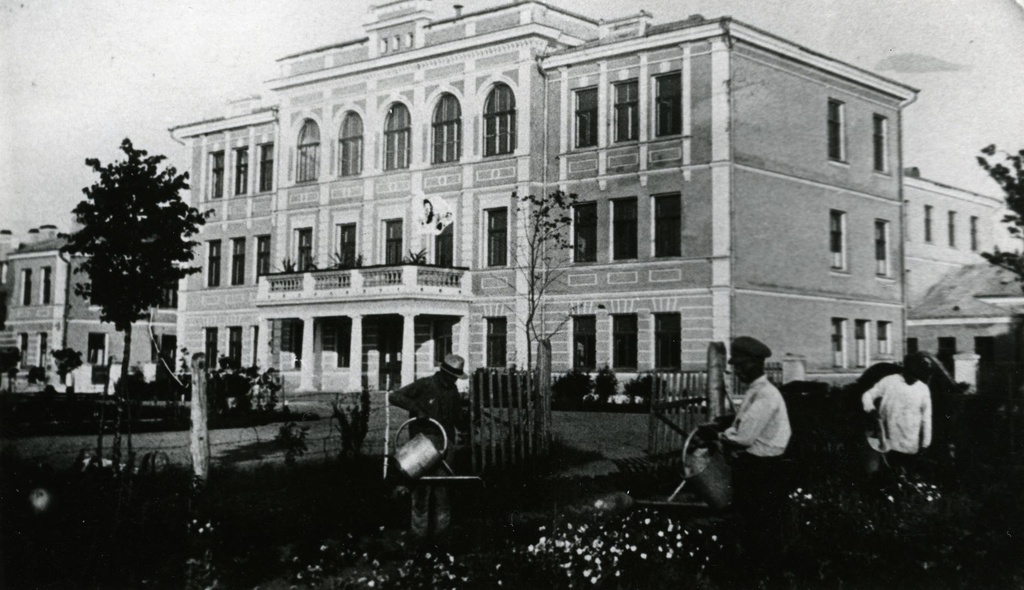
[
  {"xmin": 507, "ymin": 190, "xmax": 579, "ymax": 369},
  {"xmin": 52, "ymin": 347, "xmax": 83, "ymax": 386},
  {"xmin": 61, "ymin": 138, "xmax": 208, "ymax": 467},
  {"xmin": 977, "ymin": 145, "xmax": 1024, "ymax": 285}
]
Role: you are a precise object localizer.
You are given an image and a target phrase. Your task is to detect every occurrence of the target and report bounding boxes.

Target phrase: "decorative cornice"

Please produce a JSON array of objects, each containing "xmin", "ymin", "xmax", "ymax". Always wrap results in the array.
[{"xmin": 173, "ymin": 109, "xmax": 278, "ymax": 139}]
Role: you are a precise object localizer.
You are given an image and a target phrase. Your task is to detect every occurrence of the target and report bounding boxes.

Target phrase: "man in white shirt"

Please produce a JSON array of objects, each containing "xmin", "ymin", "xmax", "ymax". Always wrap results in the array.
[
  {"xmin": 862, "ymin": 352, "xmax": 932, "ymax": 474},
  {"xmin": 719, "ymin": 336, "xmax": 792, "ymax": 578}
]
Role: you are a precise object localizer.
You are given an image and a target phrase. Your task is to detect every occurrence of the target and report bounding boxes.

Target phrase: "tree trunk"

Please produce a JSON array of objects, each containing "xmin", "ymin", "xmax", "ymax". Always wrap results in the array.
[
  {"xmin": 190, "ymin": 353, "xmax": 210, "ymax": 489},
  {"xmin": 96, "ymin": 355, "xmax": 111, "ymax": 463},
  {"xmin": 707, "ymin": 342, "xmax": 729, "ymax": 421},
  {"xmin": 110, "ymin": 327, "xmax": 132, "ymax": 469}
]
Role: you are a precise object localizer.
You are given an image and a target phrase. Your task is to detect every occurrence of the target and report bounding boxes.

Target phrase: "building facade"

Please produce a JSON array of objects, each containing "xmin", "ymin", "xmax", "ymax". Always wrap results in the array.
[
  {"xmin": 0, "ymin": 228, "xmax": 179, "ymax": 392},
  {"xmin": 171, "ymin": 1, "xmax": 917, "ymax": 392}
]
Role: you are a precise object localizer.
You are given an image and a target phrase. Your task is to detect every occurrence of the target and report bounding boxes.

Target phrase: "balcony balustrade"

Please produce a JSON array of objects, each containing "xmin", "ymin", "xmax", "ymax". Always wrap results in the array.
[{"xmin": 257, "ymin": 264, "xmax": 470, "ymax": 304}]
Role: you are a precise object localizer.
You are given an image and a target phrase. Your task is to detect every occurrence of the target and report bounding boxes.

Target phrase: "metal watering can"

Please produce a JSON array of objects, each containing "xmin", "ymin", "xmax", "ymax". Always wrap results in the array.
[{"xmin": 392, "ymin": 418, "xmax": 450, "ymax": 480}]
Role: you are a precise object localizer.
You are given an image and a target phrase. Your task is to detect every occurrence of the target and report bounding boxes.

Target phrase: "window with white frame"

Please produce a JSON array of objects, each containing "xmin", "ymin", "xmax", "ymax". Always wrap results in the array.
[
  {"xmin": 230, "ymin": 238, "xmax": 246, "ymax": 286},
  {"xmin": 209, "ymin": 151, "xmax": 225, "ymax": 199},
  {"xmin": 827, "ymin": 99, "xmax": 846, "ymax": 161},
  {"xmin": 612, "ymin": 198, "xmax": 638, "ymax": 260},
  {"xmin": 336, "ymin": 223, "xmax": 358, "ymax": 267},
  {"xmin": 258, "ymin": 143, "xmax": 274, "ymax": 192},
  {"xmin": 384, "ymin": 219, "xmax": 403, "ymax": 265},
  {"xmin": 573, "ymin": 202, "xmax": 597, "ymax": 263},
  {"xmin": 924, "ymin": 205, "xmax": 933, "ymax": 243},
  {"xmin": 614, "ymin": 80, "xmax": 639, "ymax": 142},
  {"xmin": 486, "ymin": 208, "xmax": 508, "ymax": 267},
  {"xmin": 207, "ymin": 240, "xmax": 221, "ymax": 287},
  {"xmin": 41, "ymin": 266, "xmax": 51, "ymax": 305},
  {"xmin": 234, "ymin": 147, "xmax": 249, "ymax": 195},
  {"xmin": 877, "ymin": 321, "xmax": 892, "ymax": 355},
  {"xmin": 830, "ymin": 210, "xmax": 846, "ymax": 270},
  {"xmin": 654, "ymin": 194, "xmax": 681, "ymax": 258},
  {"xmin": 339, "ymin": 113, "xmax": 363, "ymax": 177},
  {"xmin": 831, "ymin": 318, "xmax": 847, "ymax": 367},
  {"xmin": 575, "ymin": 87, "xmax": 598, "ymax": 148},
  {"xmin": 948, "ymin": 211, "xmax": 957, "ymax": 248},
  {"xmin": 296, "ymin": 120, "xmax": 320, "ymax": 183},
  {"xmin": 21, "ymin": 269, "xmax": 32, "ymax": 305},
  {"xmin": 296, "ymin": 228, "xmax": 313, "ymax": 271},
  {"xmin": 655, "ymin": 73, "xmax": 681, "ymax": 137},
  {"xmin": 384, "ymin": 103, "xmax": 411, "ymax": 170},
  {"xmin": 872, "ymin": 114, "xmax": 888, "ymax": 172},
  {"xmin": 432, "ymin": 94, "xmax": 462, "ymax": 164},
  {"xmin": 484, "ymin": 84, "xmax": 516, "ymax": 156},
  {"xmin": 874, "ymin": 220, "xmax": 890, "ymax": 276},
  {"xmin": 855, "ymin": 320, "xmax": 869, "ymax": 367},
  {"xmin": 970, "ymin": 216, "xmax": 979, "ymax": 252}
]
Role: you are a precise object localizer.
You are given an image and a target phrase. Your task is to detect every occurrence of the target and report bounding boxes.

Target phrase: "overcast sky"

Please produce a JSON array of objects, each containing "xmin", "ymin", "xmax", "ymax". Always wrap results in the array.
[{"xmin": 2, "ymin": 0, "xmax": 1022, "ymax": 233}]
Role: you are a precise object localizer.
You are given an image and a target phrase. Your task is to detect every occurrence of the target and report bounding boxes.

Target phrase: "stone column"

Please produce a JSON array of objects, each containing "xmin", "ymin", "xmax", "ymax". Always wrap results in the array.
[
  {"xmin": 255, "ymin": 317, "xmax": 269, "ymax": 370},
  {"xmin": 349, "ymin": 314, "xmax": 363, "ymax": 391},
  {"xmin": 401, "ymin": 313, "xmax": 416, "ymax": 386},
  {"xmin": 299, "ymin": 316, "xmax": 316, "ymax": 392}
]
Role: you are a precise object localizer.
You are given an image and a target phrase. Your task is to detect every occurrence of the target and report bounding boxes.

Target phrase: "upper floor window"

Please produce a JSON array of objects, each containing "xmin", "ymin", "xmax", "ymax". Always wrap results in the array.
[
  {"xmin": 296, "ymin": 228, "xmax": 314, "ymax": 271},
  {"xmin": 432, "ymin": 94, "xmax": 462, "ymax": 164},
  {"xmin": 158, "ymin": 284, "xmax": 178, "ymax": 309},
  {"xmin": 384, "ymin": 219, "xmax": 403, "ymax": 265},
  {"xmin": 258, "ymin": 143, "xmax": 274, "ymax": 192},
  {"xmin": 255, "ymin": 235, "xmax": 271, "ymax": 277},
  {"xmin": 614, "ymin": 80, "xmax": 639, "ymax": 142},
  {"xmin": 827, "ymin": 99, "xmax": 846, "ymax": 161},
  {"xmin": 486, "ymin": 207, "xmax": 508, "ymax": 267},
  {"xmin": 339, "ymin": 113, "xmax": 363, "ymax": 177},
  {"xmin": 234, "ymin": 147, "xmax": 249, "ymax": 195},
  {"xmin": 484, "ymin": 83, "xmax": 516, "ymax": 156},
  {"xmin": 41, "ymin": 266, "xmax": 52, "ymax": 305},
  {"xmin": 924, "ymin": 205, "xmax": 933, "ymax": 243},
  {"xmin": 296, "ymin": 120, "xmax": 320, "ymax": 183},
  {"xmin": 21, "ymin": 269, "xmax": 32, "ymax": 305},
  {"xmin": 210, "ymin": 151, "xmax": 225, "ymax": 199},
  {"xmin": 613, "ymin": 198, "xmax": 638, "ymax": 260},
  {"xmin": 435, "ymin": 224, "xmax": 454, "ymax": 267},
  {"xmin": 948, "ymin": 211, "xmax": 957, "ymax": 248},
  {"xmin": 337, "ymin": 223, "xmax": 358, "ymax": 267},
  {"xmin": 655, "ymin": 73, "xmax": 681, "ymax": 137},
  {"xmin": 575, "ymin": 87, "xmax": 598, "ymax": 148},
  {"xmin": 207, "ymin": 240, "xmax": 221, "ymax": 287},
  {"xmin": 970, "ymin": 216, "xmax": 979, "ymax": 252},
  {"xmin": 384, "ymin": 103, "xmax": 411, "ymax": 171},
  {"xmin": 230, "ymin": 238, "xmax": 246, "ymax": 286},
  {"xmin": 872, "ymin": 114, "xmax": 888, "ymax": 172},
  {"xmin": 875, "ymin": 220, "xmax": 890, "ymax": 276},
  {"xmin": 654, "ymin": 194, "xmax": 681, "ymax": 257},
  {"xmin": 830, "ymin": 210, "xmax": 846, "ymax": 270},
  {"xmin": 573, "ymin": 202, "xmax": 597, "ymax": 263}
]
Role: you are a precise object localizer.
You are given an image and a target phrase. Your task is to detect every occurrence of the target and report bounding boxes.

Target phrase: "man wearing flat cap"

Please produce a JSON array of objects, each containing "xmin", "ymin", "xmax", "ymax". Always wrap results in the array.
[
  {"xmin": 719, "ymin": 336, "xmax": 791, "ymax": 576},
  {"xmin": 390, "ymin": 354, "xmax": 467, "ymax": 541}
]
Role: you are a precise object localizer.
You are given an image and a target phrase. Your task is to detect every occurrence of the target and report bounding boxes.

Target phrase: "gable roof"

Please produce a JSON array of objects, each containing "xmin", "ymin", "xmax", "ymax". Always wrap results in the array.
[{"xmin": 910, "ymin": 263, "xmax": 1023, "ymax": 320}]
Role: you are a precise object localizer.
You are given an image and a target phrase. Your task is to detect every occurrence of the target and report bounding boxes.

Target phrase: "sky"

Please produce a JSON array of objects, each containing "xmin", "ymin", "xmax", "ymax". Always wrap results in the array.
[{"xmin": 1, "ymin": 0, "xmax": 1023, "ymax": 234}]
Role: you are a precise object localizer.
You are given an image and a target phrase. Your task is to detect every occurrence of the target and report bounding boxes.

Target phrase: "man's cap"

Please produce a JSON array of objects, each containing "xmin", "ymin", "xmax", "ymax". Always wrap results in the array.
[
  {"xmin": 440, "ymin": 354, "xmax": 467, "ymax": 378},
  {"xmin": 729, "ymin": 336, "xmax": 772, "ymax": 361}
]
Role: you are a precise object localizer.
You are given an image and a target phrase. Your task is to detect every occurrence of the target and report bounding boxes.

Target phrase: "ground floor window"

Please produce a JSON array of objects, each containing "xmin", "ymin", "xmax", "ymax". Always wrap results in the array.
[
  {"xmin": 654, "ymin": 313, "xmax": 681, "ymax": 370},
  {"xmin": 87, "ymin": 333, "xmax": 106, "ymax": 365},
  {"xmin": 204, "ymin": 328, "xmax": 219, "ymax": 368},
  {"xmin": 486, "ymin": 317, "xmax": 507, "ymax": 368},
  {"xmin": 322, "ymin": 318, "xmax": 352, "ymax": 368},
  {"xmin": 573, "ymin": 316, "xmax": 596, "ymax": 370},
  {"xmin": 433, "ymin": 319, "xmax": 454, "ymax": 366},
  {"xmin": 612, "ymin": 314, "xmax": 638, "ymax": 370},
  {"xmin": 227, "ymin": 327, "xmax": 243, "ymax": 369}
]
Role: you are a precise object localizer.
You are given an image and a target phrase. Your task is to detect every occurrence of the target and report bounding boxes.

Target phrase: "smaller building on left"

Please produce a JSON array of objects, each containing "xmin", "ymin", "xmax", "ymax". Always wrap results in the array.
[{"xmin": 0, "ymin": 226, "xmax": 179, "ymax": 393}]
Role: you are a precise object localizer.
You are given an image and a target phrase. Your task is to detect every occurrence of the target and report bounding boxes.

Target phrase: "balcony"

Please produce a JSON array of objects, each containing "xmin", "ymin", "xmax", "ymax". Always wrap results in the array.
[{"xmin": 256, "ymin": 264, "xmax": 471, "ymax": 305}]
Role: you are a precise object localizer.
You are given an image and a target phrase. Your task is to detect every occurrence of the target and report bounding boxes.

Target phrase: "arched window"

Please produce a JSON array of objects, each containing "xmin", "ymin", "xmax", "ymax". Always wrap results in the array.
[
  {"xmin": 339, "ymin": 113, "xmax": 363, "ymax": 177},
  {"xmin": 296, "ymin": 120, "xmax": 320, "ymax": 183},
  {"xmin": 484, "ymin": 83, "xmax": 516, "ymax": 156},
  {"xmin": 432, "ymin": 94, "xmax": 461, "ymax": 164},
  {"xmin": 384, "ymin": 103, "xmax": 411, "ymax": 170}
]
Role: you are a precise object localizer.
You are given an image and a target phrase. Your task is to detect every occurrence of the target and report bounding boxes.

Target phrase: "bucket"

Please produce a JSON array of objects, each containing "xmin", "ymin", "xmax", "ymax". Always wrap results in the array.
[
  {"xmin": 392, "ymin": 418, "xmax": 448, "ymax": 481},
  {"xmin": 682, "ymin": 427, "xmax": 733, "ymax": 509}
]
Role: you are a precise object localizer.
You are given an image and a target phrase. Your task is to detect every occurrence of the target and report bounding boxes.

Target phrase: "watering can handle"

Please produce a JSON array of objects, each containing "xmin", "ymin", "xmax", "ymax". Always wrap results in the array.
[{"xmin": 394, "ymin": 417, "xmax": 449, "ymax": 454}]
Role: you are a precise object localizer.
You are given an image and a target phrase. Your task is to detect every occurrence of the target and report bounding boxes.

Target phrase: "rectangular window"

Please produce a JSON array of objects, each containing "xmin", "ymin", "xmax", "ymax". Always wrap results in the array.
[
  {"xmin": 432, "ymin": 320, "xmax": 453, "ymax": 367},
  {"xmin": 924, "ymin": 205, "xmax": 933, "ymax": 243},
  {"xmin": 296, "ymin": 228, "xmax": 313, "ymax": 271},
  {"xmin": 434, "ymin": 224, "xmax": 454, "ymax": 267},
  {"xmin": 87, "ymin": 333, "xmax": 106, "ymax": 365},
  {"xmin": 280, "ymin": 319, "xmax": 302, "ymax": 369},
  {"xmin": 875, "ymin": 220, "xmax": 890, "ymax": 276},
  {"xmin": 486, "ymin": 317, "xmax": 507, "ymax": 368},
  {"xmin": 258, "ymin": 143, "xmax": 274, "ymax": 192},
  {"xmin": 19, "ymin": 333, "xmax": 28, "ymax": 368},
  {"xmin": 159, "ymin": 284, "xmax": 178, "ymax": 309},
  {"xmin": 877, "ymin": 321, "xmax": 892, "ymax": 355},
  {"xmin": 207, "ymin": 240, "xmax": 221, "ymax": 287},
  {"xmin": 227, "ymin": 326, "xmax": 243, "ymax": 369},
  {"xmin": 612, "ymin": 198, "xmax": 638, "ymax": 260},
  {"xmin": 256, "ymin": 235, "xmax": 271, "ymax": 277},
  {"xmin": 204, "ymin": 327, "xmax": 219, "ymax": 366},
  {"xmin": 937, "ymin": 336, "xmax": 957, "ymax": 372},
  {"xmin": 337, "ymin": 223, "xmax": 358, "ymax": 267},
  {"xmin": 655, "ymin": 73, "xmax": 681, "ymax": 137},
  {"xmin": 573, "ymin": 202, "xmax": 597, "ymax": 263},
  {"xmin": 234, "ymin": 147, "xmax": 249, "ymax": 195},
  {"xmin": 486, "ymin": 207, "xmax": 508, "ymax": 267},
  {"xmin": 831, "ymin": 318, "xmax": 847, "ymax": 368},
  {"xmin": 827, "ymin": 99, "xmax": 845, "ymax": 161},
  {"xmin": 21, "ymin": 269, "xmax": 32, "ymax": 305},
  {"xmin": 38, "ymin": 332, "xmax": 48, "ymax": 366},
  {"xmin": 573, "ymin": 315, "xmax": 596, "ymax": 370},
  {"xmin": 41, "ymin": 266, "xmax": 51, "ymax": 304},
  {"xmin": 970, "ymin": 216, "xmax": 979, "ymax": 252},
  {"xmin": 321, "ymin": 318, "xmax": 352, "ymax": 368},
  {"xmin": 872, "ymin": 114, "xmax": 888, "ymax": 172},
  {"xmin": 230, "ymin": 238, "xmax": 246, "ymax": 286},
  {"xmin": 830, "ymin": 210, "xmax": 846, "ymax": 270},
  {"xmin": 251, "ymin": 327, "xmax": 259, "ymax": 367},
  {"xmin": 614, "ymin": 80, "xmax": 639, "ymax": 142},
  {"xmin": 975, "ymin": 336, "xmax": 995, "ymax": 364},
  {"xmin": 575, "ymin": 87, "xmax": 598, "ymax": 148},
  {"xmin": 948, "ymin": 211, "xmax": 957, "ymax": 248},
  {"xmin": 654, "ymin": 194, "xmax": 681, "ymax": 257},
  {"xmin": 906, "ymin": 337, "xmax": 919, "ymax": 355},
  {"xmin": 654, "ymin": 313, "xmax": 681, "ymax": 370},
  {"xmin": 384, "ymin": 220, "xmax": 403, "ymax": 265},
  {"xmin": 210, "ymin": 151, "xmax": 225, "ymax": 199},
  {"xmin": 855, "ymin": 319, "xmax": 869, "ymax": 367},
  {"xmin": 612, "ymin": 314, "xmax": 638, "ymax": 370}
]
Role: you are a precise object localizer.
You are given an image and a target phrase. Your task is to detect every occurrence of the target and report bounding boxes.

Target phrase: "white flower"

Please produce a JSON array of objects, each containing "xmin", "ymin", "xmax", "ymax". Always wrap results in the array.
[
  {"xmin": 644, "ymin": 518, "xmax": 651, "ymax": 525},
  {"xmin": 641, "ymin": 553, "xmax": 647, "ymax": 560},
  {"xmin": 711, "ymin": 535, "xmax": 717, "ymax": 542}
]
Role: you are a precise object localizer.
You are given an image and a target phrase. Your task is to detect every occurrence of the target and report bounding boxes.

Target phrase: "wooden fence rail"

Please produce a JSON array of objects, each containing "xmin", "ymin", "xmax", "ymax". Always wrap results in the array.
[
  {"xmin": 468, "ymin": 368, "xmax": 549, "ymax": 475},
  {"xmin": 647, "ymin": 371, "xmax": 710, "ymax": 457}
]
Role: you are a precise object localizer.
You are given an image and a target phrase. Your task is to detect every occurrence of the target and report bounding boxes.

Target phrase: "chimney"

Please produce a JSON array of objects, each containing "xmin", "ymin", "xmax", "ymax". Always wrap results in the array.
[
  {"xmin": 454, "ymin": 3, "xmax": 463, "ymax": 17},
  {"xmin": 38, "ymin": 224, "xmax": 58, "ymax": 241},
  {"xmin": 904, "ymin": 167, "xmax": 921, "ymax": 178},
  {"xmin": 24, "ymin": 228, "xmax": 40, "ymax": 245},
  {"xmin": 0, "ymin": 229, "xmax": 12, "ymax": 251}
]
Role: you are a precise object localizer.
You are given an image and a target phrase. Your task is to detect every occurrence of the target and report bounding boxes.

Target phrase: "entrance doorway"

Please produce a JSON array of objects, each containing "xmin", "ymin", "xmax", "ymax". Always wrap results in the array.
[{"xmin": 378, "ymin": 316, "xmax": 403, "ymax": 390}]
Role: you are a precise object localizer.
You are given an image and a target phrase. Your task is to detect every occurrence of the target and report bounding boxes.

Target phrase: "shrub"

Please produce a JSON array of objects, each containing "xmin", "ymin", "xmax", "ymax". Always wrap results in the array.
[
  {"xmin": 27, "ymin": 366, "xmax": 46, "ymax": 384},
  {"xmin": 623, "ymin": 374, "xmax": 661, "ymax": 406},
  {"xmin": 332, "ymin": 389, "xmax": 371, "ymax": 460},
  {"xmin": 276, "ymin": 421, "xmax": 309, "ymax": 467},
  {"xmin": 552, "ymin": 368, "xmax": 593, "ymax": 406},
  {"xmin": 594, "ymin": 365, "xmax": 618, "ymax": 399}
]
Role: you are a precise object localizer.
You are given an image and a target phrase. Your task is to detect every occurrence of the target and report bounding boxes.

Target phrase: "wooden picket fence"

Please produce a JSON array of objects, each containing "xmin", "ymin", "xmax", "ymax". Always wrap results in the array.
[
  {"xmin": 647, "ymin": 371, "xmax": 711, "ymax": 457},
  {"xmin": 468, "ymin": 368, "xmax": 550, "ymax": 474}
]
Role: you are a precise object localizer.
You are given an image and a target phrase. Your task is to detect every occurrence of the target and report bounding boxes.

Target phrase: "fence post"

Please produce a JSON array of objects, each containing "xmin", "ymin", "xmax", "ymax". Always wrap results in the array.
[
  {"xmin": 954, "ymin": 353, "xmax": 980, "ymax": 391},
  {"xmin": 781, "ymin": 354, "xmax": 807, "ymax": 384},
  {"xmin": 538, "ymin": 339, "xmax": 552, "ymax": 455},
  {"xmin": 707, "ymin": 342, "xmax": 728, "ymax": 420},
  {"xmin": 190, "ymin": 353, "xmax": 210, "ymax": 489}
]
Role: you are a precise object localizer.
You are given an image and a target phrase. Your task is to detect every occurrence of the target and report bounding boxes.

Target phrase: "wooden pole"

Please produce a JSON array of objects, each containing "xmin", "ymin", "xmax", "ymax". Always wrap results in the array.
[
  {"xmin": 707, "ymin": 342, "xmax": 728, "ymax": 421},
  {"xmin": 190, "ymin": 353, "xmax": 210, "ymax": 489},
  {"xmin": 538, "ymin": 339, "xmax": 552, "ymax": 455}
]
